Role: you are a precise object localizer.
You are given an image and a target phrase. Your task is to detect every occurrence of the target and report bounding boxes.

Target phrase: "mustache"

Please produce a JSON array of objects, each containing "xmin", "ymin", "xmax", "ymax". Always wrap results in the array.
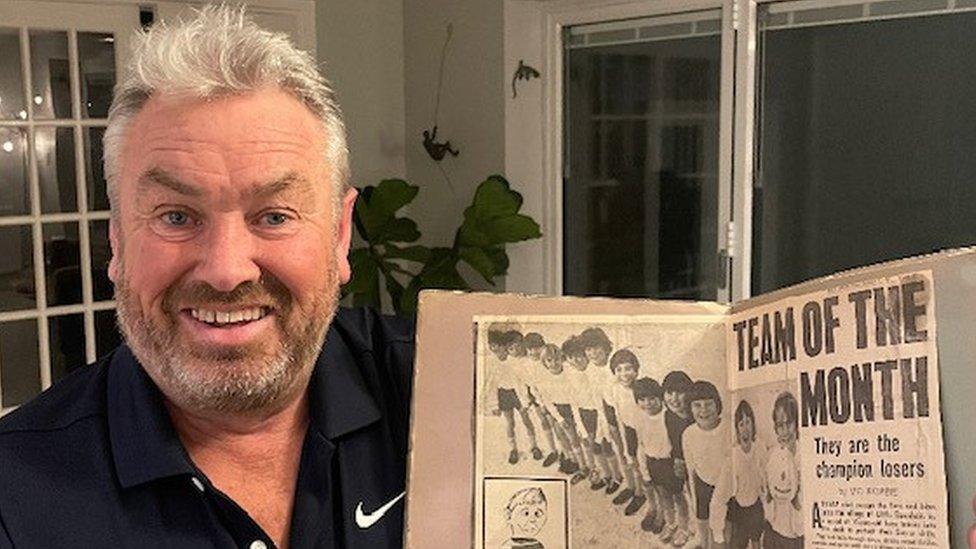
[{"xmin": 162, "ymin": 272, "xmax": 293, "ymax": 311}]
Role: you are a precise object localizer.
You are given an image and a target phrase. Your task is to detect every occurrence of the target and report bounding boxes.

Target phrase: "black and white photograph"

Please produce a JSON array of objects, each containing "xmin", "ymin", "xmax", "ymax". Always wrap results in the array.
[{"xmin": 473, "ymin": 315, "xmax": 727, "ymax": 548}]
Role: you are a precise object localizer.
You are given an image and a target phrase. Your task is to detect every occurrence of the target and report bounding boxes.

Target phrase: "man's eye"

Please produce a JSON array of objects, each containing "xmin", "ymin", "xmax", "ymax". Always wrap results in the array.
[
  {"xmin": 163, "ymin": 211, "xmax": 191, "ymax": 226},
  {"xmin": 261, "ymin": 212, "xmax": 289, "ymax": 226}
]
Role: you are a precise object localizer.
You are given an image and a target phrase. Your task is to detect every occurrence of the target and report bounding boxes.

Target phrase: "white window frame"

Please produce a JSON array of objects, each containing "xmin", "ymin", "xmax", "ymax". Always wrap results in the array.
[
  {"xmin": 505, "ymin": 0, "xmax": 976, "ymax": 303},
  {"xmin": 504, "ymin": 0, "xmax": 737, "ymax": 302}
]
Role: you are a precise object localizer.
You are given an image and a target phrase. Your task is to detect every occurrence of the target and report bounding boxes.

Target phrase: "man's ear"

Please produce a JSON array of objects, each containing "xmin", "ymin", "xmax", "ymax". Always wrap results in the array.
[
  {"xmin": 108, "ymin": 218, "xmax": 120, "ymax": 283},
  {"xmin": 336, "ymin": 187, "xmax": 358, "ymax": 284}
]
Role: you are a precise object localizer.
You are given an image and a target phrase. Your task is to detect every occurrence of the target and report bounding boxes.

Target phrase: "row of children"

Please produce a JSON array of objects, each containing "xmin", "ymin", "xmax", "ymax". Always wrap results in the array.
[
  {"xmin": 486, "ymin": 324, "xmax": 804, "ymax": 548},
  {"xmin": 485, "ymin": 325, "xmax": 730, "ymax": 548}
]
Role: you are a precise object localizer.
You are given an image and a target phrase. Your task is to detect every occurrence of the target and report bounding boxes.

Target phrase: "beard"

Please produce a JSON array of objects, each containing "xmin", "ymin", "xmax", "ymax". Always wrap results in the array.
[{"xmin": 114, "ymin": 258, "xmax": 340, "ymax": 416}]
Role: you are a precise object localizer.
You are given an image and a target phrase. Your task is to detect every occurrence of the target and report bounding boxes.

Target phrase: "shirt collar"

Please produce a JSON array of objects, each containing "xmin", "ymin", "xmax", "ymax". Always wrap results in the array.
[
  {"xmin": 307, "ymin": 313, "xmax": 382, "ymax": 440},
  {"xmin": 107, "ymin": 345, "xmax": 195, "ymax": 489},
  {"xmin": 107, "ymin": 312, "xmax": 382, "ymax": 489}
]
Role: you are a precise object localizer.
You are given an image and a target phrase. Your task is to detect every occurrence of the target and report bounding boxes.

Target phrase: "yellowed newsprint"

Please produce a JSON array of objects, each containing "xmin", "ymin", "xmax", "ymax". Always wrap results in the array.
[{"xmin": 726, "ymin": 270, "xmax": 948, "ymax": 548}]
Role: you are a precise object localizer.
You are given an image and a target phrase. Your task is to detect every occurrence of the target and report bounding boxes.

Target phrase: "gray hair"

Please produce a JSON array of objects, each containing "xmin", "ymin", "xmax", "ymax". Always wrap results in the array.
[{"xmin": 103, "ymin": 4, "xmax": 350, "ymax": 212}]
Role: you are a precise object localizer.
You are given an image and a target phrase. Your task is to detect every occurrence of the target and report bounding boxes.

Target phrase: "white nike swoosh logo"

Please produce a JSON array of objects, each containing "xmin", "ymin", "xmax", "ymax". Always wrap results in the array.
[{"xmin": 355, "ymin": 491, "xmax": 406, "ymax": 529}]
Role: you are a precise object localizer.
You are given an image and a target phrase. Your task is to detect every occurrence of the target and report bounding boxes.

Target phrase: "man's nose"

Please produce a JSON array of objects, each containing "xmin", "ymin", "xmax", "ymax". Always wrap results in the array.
[{"xmin": 193, "ymin": 216, "xmax": 261, "ymax": 292}]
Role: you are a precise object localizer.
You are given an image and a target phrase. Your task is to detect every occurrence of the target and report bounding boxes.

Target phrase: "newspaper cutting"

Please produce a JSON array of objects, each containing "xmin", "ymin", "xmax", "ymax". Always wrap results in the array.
[{"xmin": 727, "ymin": 270, "xmax": 949, "ymax": 549}]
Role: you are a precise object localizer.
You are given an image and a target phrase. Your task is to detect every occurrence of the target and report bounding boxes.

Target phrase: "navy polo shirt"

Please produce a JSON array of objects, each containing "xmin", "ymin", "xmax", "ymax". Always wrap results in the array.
[{"xmin": 0, "ymin": 307, "xmax": 414, "ymax": 549}]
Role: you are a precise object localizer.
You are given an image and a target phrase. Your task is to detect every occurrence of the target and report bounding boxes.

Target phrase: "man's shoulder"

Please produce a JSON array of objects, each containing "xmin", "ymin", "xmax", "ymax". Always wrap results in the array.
[{"xmin": 0, "ymin": 353, "xmax": 112, "ymax": 436}]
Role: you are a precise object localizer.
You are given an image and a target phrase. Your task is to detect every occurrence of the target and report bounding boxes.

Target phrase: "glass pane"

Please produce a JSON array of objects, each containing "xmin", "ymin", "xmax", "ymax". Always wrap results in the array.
[
  {"xmin": 78, "ymin": 32, "xmax": 115, "ymax": 119},
  {"xmin": 564, "ymin": 28, "xmax": 721, "ymax": 299},
  {"xmin": 0, "ymin": 225, "xmax": 35, "ymax": 311},
  {"xmin": 89, "ymin": 220, "xmax": 112, "ymax": 301},
  {"xmin": 754, "ymin": 9, "xmax": 976, "ymax": 294},
  {"xmin": 49, "ymin": 313, "xmax": 84, "ymax": 382},
  {"xmin": 35, "ymin": 127, "xmax": 77, "ymax": 213},
  {"xmin": 0, "ymin": 319, "xmax": 40, "ymax": 407},
  {"xmin": 85, "ymin": 127, "xmax": 109, "ymax": 210},
  {"xmin": 95, "ymin": 309, "xmax": 121, "ymax": 357},
  {"xmin": 43, "ymin": 222, "xmax": 81, "ymax": 306},
  {"xmin": 0, "ymin": 127, "xmax": 31, "ymax": 216},
  {"xmin": 0, "ymin": 28, "xmax": 27, "ymax": 121},
  {"xmin": 28, "ymin": 30, "xmax": 71, "ymax": 120}
]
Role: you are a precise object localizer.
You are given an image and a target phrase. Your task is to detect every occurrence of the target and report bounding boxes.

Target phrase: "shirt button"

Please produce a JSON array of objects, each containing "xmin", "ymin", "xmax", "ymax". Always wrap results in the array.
[
  {"xmin": 190, "ymin": 476, "xmax": 205, "ymax": 493},
  {"xmin": 249, "ymin": 541, "xmax": 268, "ymax": 549}
]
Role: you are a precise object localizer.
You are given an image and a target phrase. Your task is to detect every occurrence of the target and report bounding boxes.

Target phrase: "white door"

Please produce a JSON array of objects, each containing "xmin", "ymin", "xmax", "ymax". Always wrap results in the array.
[{"xmin": 0, "ymin": 1, "xmax": 139, "ymax": 411}]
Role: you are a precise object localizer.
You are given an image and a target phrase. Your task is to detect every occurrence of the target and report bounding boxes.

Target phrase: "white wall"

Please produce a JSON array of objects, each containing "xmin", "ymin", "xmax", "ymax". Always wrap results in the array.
[
  {"xmin": 402, "ymin": 0, "xmax": 505, "ymax": 253},
  {"xmin": 316, "ymin": 0, "xmax": 407, "ymax": 187}
]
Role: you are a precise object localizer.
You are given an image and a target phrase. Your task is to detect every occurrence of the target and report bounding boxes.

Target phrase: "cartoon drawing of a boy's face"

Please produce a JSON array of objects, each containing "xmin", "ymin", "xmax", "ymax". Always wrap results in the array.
[{"xmin": 509, "ymin": 499, "xmax": 547, "ymax": 537}]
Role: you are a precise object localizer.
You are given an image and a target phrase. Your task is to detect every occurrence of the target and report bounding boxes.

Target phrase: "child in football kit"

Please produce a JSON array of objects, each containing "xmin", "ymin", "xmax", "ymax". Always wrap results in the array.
[
  {"xmin": 661, "ymin": 370, "xmax": 694, "ymax": 546},
  {"xmin": 632, "ymin": 377, "xmax": 674, "ymax": 535},
  {"xmin": 605, "ymin": 349, "xmax": 648, "ymax": 516},
  {"xmin": 521, "ymin": 333, "xmax": 560, "ymax": 468},
  {"xmin": 582, "ymin": 328, "xmax": 625, "ymax": 496},
  {"xmin": 712, "ymin": 399, "xmax": 766, "ymax": 549},
  {"xmin": 531, "ymin": 344, "xmax": 581, "ymax": 471},
  {"xmin": 559, "ymin": 334, "xmax": 609, "ymax": 489},
  {"xmin": 682, "ymin": 381, "xmax": 729, "ymax": 549},
  {"xmin": 764, "ymin": 392, "xmax": 803, "ymax": 549},
  {"xmin": 487, "ymin": 327, "xmax": 542, "ymax": 465}
]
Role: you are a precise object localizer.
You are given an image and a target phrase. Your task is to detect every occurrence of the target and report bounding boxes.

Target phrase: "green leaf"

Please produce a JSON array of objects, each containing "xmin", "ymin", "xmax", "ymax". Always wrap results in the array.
[
  {"xmin": 383, "ymin": 243, "xmax": 432, "ymax": 263},
  {"xmin": 375, "ymin": 217, "xmax": 421, "ymax": 244},
  {"xmin": 458, "ymin": 246, "xmax": 497, "ymax": 284},
  {"xmin": 418, "ymin": 248, "xmax": 469, "ymax": 290},
  {"xmin": 369, "ymin": 179, "xmax": 419, "ymax": 217},
  {"xmin": 481, "ymin": 214, "xmax": 542, "ymax": 243},
  {"xmin": 485, "ymin": 246, "xmax": 509, "ymax": 275},
  {"xmin": 467, "ymin": 175, "xmax": 522, "ymax": 221}
]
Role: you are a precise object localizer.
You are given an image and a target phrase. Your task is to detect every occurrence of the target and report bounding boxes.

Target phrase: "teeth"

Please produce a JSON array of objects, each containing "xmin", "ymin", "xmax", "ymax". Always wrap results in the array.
[{"xmin": 190, "ymin": 307, "xmax": 267, "ymax": 326}]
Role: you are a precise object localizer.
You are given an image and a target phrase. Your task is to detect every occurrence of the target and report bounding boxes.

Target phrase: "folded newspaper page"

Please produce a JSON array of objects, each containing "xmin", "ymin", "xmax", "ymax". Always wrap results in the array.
[{"xmin": 406, "ymin": 249, "xmax": 972, "ymax": 548}]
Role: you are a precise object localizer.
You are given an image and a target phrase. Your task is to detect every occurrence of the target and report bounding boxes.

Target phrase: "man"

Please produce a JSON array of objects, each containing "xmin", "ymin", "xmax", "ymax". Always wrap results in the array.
[{"xmin": 0, "ymin": 6, "xmax": 413, "ymax": 548}]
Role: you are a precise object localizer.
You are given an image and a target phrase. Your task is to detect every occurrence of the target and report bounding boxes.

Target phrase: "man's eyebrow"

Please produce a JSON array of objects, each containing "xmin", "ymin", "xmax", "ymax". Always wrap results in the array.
[
  {"xmin": 138, "ymin": 168, "xmax": 203, "ymax": 197},
  {"xmin": 251, "ymin": 172, "xmax": 313, "ymax": 198}
]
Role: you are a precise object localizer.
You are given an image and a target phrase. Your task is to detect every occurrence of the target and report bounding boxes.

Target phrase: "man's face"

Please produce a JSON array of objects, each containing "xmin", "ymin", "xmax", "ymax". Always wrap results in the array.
[
  {"xmin": 542, "ymin": 353, "xmax": 562, "ymax": 374},
  {"xmin": 110, "ymin": 88, "xmax": 356, "ymax": 414},
  {"xmin": 527, "ymin": 346, "xmax": 544, "ymax": 360},
  {"xmin": 508, "ymin": 340, "xmax": 525, "ymax": 358},
  {"xmin": 570, "ymin": 352, "xmax": 588, "ymax": 371},
  {"xmin": 509, "ymin": 501, "xmax": 547, "ymax": 537},
  {"xmin": 690, "ymin": 398, "xmax": 720, "ymax": 430},
  {"xmin": 614, "ymin": 361, "xmax": 637, "ymax": 386}
]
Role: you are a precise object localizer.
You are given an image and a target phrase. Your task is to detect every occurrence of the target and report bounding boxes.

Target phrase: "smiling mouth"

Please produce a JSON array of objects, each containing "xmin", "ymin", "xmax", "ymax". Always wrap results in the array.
[{"xmin": 187, "ymin": 306, "xmax": 272, "ymax": 327}]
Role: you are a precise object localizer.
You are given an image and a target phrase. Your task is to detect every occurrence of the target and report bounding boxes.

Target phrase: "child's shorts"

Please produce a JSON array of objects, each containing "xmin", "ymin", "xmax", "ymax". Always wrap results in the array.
[
  {"xmin": 762, "ymin": 523, "xmax": 803, "ymax": 549},
  {"xmin": 645, "ymin": 456, "xmax": 682, "ymax": 492},
  {"xmin": 497, "ymin": 388, "xmax": 522, "ymax": 412},
  {"xmin": 728, "ymin": 499, "xmax": 764, "ymax": 546},
  {"xmin": 603, "ymin": 403, "xmax": 619, "ymax": 428},
  {"xmin": 577, "ymin": 408, "xmax": 599, "ymax": 437},
  {"xmin": 692, "ymin": 474, "xmax": 716, "ymax": 520},
  {"xmin": 554, "ymin": 403, "xmax": 575, "ymax": 423},
  {"xmin": 623, "ymin": 425, "xmax": 639, "ymax": 458}
]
